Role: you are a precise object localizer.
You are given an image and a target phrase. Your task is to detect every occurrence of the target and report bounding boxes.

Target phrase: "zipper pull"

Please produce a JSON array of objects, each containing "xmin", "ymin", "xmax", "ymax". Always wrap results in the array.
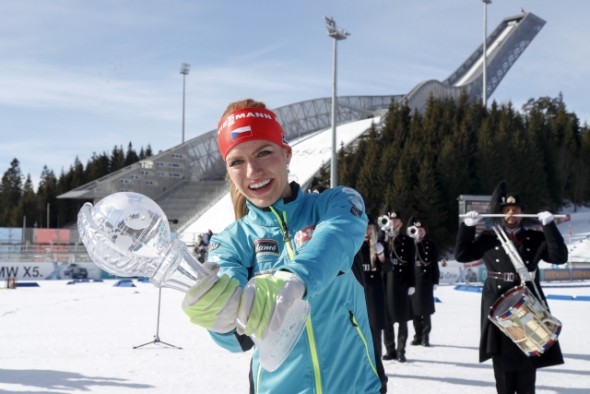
[{"xmin": 348, "ymin": 311, "xmax": 358, "ymax": 327}]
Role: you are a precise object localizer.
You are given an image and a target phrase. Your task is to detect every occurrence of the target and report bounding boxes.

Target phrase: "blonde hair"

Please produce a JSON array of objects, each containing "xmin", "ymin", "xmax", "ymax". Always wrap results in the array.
[{"xmin": 222, "ymin": 99, "xmax": 267, "ymax": 220}]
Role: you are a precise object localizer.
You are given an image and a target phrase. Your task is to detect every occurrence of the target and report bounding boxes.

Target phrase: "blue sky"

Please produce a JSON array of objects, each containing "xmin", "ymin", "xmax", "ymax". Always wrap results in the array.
[{"xmin": 1, "ymin": 0, "xmax": 589, "ymax": 189}]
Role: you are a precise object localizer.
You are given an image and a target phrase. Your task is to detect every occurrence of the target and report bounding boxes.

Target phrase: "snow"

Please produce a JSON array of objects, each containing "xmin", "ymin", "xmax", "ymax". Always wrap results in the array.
[
  {"xmin": 1, "ymin": 280, "xmax": 589, "ymax": 393},
  {"xmin": 556, "ymin": 206, "xmax": 590, "ymax": 264}
]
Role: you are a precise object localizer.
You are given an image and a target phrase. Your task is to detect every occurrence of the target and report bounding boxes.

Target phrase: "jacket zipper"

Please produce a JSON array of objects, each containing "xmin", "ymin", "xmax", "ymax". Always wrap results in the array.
[
  {"xmin": 349, "ymin": 311, "xmax": 379, "ymax": 378},
  {"xmin": 266, "ymin": 206, "xmax": 322, "ymax": 393}
]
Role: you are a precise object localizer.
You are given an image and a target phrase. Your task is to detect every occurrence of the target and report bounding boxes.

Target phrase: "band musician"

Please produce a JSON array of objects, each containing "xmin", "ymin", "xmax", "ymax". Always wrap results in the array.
[
  {"xmin": 378, "ymin": 204, "xmax": 415, "ymax": 363},
  {"xmin": 454, "ymin": 181, "xmax": 568, "ymax": 394}
]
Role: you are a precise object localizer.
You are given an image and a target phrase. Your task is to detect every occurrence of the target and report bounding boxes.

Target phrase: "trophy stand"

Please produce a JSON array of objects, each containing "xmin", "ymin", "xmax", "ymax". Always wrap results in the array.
[{"xmin": 133, "ymin": 287, "xmax": 182, "ymax": 349}]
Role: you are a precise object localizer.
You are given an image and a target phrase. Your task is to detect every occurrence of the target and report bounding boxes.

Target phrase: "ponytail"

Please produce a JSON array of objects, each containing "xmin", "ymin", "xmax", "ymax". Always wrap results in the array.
[{"xmin": 228, "ymin": 175, "xmax": 249, "ymax": 220}]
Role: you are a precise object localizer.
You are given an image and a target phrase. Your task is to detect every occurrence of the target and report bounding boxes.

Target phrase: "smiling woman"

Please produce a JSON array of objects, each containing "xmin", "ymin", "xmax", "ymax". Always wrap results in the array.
[
  {"xmin": 179, "ymin": 99, "xmax": 384, "ymax": 393},
  {"xmin": 217, "ymin": 100, "xmax": 293, "ymax": 220}
]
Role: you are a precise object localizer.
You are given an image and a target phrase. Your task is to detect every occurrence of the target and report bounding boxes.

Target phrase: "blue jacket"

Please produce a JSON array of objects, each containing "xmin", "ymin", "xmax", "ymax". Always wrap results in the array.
[{"xmin": 207, "ymin": 183, "xmax": 381, "ymax": 394}]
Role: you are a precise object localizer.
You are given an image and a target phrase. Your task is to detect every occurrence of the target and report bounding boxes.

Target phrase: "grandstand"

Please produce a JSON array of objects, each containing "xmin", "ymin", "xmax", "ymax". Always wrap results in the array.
[{"xmin": 1, "ymin": 12, "xmax": 546, "ymax": 265}]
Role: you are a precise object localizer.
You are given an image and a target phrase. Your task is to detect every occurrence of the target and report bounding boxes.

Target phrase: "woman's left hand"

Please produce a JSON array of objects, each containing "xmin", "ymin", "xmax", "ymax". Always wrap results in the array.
[{"xmin": 237, "ymin": 271, "xmax": 306, "ymax": 339}]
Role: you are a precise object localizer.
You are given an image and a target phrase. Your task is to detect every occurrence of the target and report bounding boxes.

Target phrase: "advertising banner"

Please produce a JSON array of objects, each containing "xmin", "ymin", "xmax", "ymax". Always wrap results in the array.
[
  {"xmin": 34, "ymin": 229, "xmax": 70, "ymax": 245},
  {"xmin": 0, "ymin": 262, "xmax": 101, "ymax": 280},
  {"xmin": 439, "ymin": 266, "xmax": 480, "ymax": 285},
  {"xmin": 0, "ymin": 228, "xmax": 22, "ymax": 244},
  {"xmin": 543, "ymin": 268, "xmax": 590, "ymax": 282}
]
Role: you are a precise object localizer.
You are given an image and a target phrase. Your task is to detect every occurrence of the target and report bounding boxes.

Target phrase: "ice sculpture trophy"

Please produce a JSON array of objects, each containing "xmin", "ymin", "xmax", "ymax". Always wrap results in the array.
[{"xmin": 77, "ymin": 192, "xmax": 309, "ymax": 372}]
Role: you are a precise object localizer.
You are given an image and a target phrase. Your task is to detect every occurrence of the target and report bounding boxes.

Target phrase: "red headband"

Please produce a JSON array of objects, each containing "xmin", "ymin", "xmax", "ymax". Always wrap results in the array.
[{"xmin": 217, "ymin": 107, "xmax": 291, "ymax": 161}]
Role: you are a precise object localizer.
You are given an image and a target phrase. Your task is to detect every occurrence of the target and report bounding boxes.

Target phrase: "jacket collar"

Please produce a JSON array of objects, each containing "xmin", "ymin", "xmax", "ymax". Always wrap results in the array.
[{"xmin": 503, "ymin": 225, "xmax": 525, "ymax": 244}]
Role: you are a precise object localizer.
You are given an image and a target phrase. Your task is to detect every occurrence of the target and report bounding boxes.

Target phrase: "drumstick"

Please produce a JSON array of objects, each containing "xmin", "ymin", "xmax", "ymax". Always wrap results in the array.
[{"xmin": 459, "ymin": 214, "xmax": 567, "ymax": 218}]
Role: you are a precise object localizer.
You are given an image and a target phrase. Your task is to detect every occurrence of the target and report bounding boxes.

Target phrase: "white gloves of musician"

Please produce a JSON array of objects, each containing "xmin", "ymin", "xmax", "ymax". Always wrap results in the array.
[
  {"xmin": 433, "ymin": 284, "xmax": 438, "ymax": 291},
  {"xmin": 538, "ymin": 211, "xmax": 555, "ymax": 225},
  {"xmin": 375, "ymin": 242, "xmax": 384, "ymax": 256},
  {"xmin": 464, "ymin": 211, "xmax": 481, "ymax": 227},
  {"xmin": 408, "ymin": 287, "xmax": 415, "ymax": 296}
]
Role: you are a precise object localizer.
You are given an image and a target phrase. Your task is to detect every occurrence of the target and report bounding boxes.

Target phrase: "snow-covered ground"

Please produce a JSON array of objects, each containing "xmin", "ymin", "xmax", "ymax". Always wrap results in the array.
[
  {"xmin": 558, "ymin": 206, "xmax": 590, "ymax": 264},
  {"xmin": 1, "ymin": 280, "xmax": 589, "ymax": 393}
]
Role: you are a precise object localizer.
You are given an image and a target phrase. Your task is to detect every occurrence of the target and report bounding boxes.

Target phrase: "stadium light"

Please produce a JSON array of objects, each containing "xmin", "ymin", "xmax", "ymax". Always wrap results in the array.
[
  {"xmin": 324, "ymin": 17, "xmax": 349, "ymax": 189},
  {"xmin": 482, "ymin": 0, "xmax": 491, "ymax": 107},
  {"xmin": 180, "ymin": 63, "xmax": 190, "ymax": 144}
]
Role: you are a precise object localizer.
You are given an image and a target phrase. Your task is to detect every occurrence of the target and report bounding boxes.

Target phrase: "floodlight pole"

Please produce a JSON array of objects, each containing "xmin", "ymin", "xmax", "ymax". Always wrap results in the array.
[
  {"xmin": 180, "ymin": 63, "xmax": 190, "ymax": 144},
  {"xmin": 325, "ymin": 17, "xmax": 349, "ymax": 189},
  {"xmin": 482, "ymin": 0, "xmax": 491, "ymax": 107}
]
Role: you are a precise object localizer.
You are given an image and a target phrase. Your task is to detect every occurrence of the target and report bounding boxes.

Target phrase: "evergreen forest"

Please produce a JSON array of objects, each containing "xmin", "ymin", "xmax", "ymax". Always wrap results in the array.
[
  {"xmin": 0, "ymin": 143, "xmax": 152, "ymax": 229},
  {"xmin": 2, "ymin": 93, "xmax": 589, "ymax": 252},
  {"xmin": 317, "ymin": 93, "xmax": 590, "ymax": 251}
]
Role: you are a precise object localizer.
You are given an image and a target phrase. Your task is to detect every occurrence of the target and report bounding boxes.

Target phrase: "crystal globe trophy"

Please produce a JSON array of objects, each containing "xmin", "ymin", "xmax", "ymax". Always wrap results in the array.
[{"xmin": 77, "ymin": 191, "xmax": 309, "ymax": 371}]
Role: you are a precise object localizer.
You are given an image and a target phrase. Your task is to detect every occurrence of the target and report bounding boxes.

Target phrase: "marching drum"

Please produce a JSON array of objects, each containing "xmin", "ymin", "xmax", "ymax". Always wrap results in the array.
[{"xmin": 488, "ymin": 286, "xmax": 562, "ymax": 357}]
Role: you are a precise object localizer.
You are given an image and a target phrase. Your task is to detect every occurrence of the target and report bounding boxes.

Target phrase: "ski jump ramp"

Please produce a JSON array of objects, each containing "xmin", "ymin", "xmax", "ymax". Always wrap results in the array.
[{"xmin": 58, "ymin": 13, "xmax": 546, "ymax": 243}]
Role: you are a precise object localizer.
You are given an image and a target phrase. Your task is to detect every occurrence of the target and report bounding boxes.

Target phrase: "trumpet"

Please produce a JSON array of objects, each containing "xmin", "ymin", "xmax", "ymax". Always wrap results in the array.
[
  {"xmin": 407, "ymin": 225, "xmax": 420, "ymax": 239},
  {"xmin": 378, "ymin": 215, "xmax": 391, "ymax": 230}
]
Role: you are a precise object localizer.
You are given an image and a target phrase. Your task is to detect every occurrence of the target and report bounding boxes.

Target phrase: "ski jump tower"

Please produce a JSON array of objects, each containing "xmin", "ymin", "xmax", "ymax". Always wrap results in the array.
[{"xmin": 59, "ymin": 12, "xmax": 546, "ymax": 234}]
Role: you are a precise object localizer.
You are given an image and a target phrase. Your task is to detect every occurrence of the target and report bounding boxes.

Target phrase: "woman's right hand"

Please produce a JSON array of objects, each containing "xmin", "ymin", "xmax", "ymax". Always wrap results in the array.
[{"xmin": 181, "ymin": 261, "xmax": 242, "ymax": 334}]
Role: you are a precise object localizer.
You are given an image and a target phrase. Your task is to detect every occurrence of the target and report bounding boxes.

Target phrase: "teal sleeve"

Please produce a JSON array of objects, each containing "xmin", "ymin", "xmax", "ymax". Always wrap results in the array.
[
  {"xmin": 205, "ymin": 226, "xmax": 251, "ymax": 352},
  {"xmin": 282, "ymin": 187, "xmax": 367, "ymax": 299},
  {"xmin": 209, "ymin": 330, "xmax": 250, "ymax": 353}
]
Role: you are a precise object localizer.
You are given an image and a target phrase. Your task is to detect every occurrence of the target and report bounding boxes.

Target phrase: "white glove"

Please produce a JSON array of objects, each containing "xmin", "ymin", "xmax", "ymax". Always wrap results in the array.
[
  {"xmin": 464, "ymin": 211, "xmax": 481, "ymax": 227},
  {"xmin": 375, "ymin": 242, "xmax": 384, "ymax": 256},
  {"xmin": 408, "ymin": 287, "xmax": 415, "ymax": 296},
  {"xmin": 433, "ymin": 284, "xmax": 438, "ymax": 291},
  {"xmin": 182, "ymin": 262, "xmax": 242, "ymax": 333},
  {"xmin": 538, "ymin": 211, "xmax": 554, "ymax": 226},
  {"xmin": 237, "ymin": 271, "xmax": 306, "ymax": 339}
]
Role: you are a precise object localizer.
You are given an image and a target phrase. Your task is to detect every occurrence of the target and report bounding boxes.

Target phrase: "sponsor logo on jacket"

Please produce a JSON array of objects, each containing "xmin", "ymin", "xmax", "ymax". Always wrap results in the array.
[
  {"xmin": 254, "ymin": 239, "xmax": 280, "ymax": 257},
  {"xmin": 295, "ymin": 225, "xmax": 316, "ymax": 248}
]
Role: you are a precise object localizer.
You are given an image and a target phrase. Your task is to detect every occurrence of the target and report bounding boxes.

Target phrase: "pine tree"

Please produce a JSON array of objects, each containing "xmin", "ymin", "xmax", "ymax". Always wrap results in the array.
[
  {"xmin": 0, "ymin": 158, "xmax": 23, "ymax": 226},
  {"xmin": 355, "ymin": 125, "xmax": 381, "ymax": 214},
  {"xmin": 85, "ymin": 152, "xmax": 111, "ymax": 182},
  {"xmin": 110, "ymin": 145, "xmax": 125, "ymax": 172},
  {"xmin": 11, "ymin": 174, "xmax": 38, "ymax": 228},
  {"xmin": 412, "ymin": 156, "xmax": 448, "ymax": 245},
  {"xmin": 37, "ymin": 166, "xmax": 58, "ymax": 228},
  {"xmin": 476, "ymin": 116, "xmax": 502, "ymax": 193},
  {"xmin": 124, "ymin": 142, "xmax": 140, "ymax": 166}
]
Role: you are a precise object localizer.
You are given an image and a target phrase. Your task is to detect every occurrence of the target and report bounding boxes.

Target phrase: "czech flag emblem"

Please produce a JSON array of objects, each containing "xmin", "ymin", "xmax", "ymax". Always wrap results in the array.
[{"xmin": 231, "ymin": 126, "xmax": 253, "ymax": 141}]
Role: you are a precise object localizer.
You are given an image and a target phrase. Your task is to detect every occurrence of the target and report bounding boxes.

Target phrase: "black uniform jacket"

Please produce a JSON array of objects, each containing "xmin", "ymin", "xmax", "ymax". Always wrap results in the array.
[
  {"xmin": 454, "ymin": 222, "xmax": 568, "ymax": 370},
  {"xmin": 411, "ymin": 237, "xmax": 440, "ymax": 316},
  {"xmin": 355, "ymin": 242, "xmax": 387, "ymax": 330},
  {"xmin": 379, "ymin": 230, "xmax": 415, "ymax": 323}
]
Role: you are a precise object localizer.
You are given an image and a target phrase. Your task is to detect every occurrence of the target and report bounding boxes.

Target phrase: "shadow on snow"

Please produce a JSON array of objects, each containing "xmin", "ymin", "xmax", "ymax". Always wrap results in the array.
[{"xmin": 0, "ymin": 369, "xmax": 153, "ymax": 392}]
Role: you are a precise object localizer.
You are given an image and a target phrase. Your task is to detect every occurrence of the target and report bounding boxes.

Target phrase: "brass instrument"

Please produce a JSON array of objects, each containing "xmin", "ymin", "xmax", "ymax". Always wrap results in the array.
[
  {"xmin": 407, "ymin": 225, "xmax": 420, "ymax": 239},
  {"xmin": 377, "ymin": 215, "xmax": 391, "ymax": 231}
]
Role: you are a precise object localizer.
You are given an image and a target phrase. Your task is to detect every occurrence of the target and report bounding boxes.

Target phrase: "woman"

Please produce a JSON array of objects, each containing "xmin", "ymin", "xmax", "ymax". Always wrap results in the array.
[{"xmin": 182, "ymin": 99, "xmax": 381, "ymax": 394}]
